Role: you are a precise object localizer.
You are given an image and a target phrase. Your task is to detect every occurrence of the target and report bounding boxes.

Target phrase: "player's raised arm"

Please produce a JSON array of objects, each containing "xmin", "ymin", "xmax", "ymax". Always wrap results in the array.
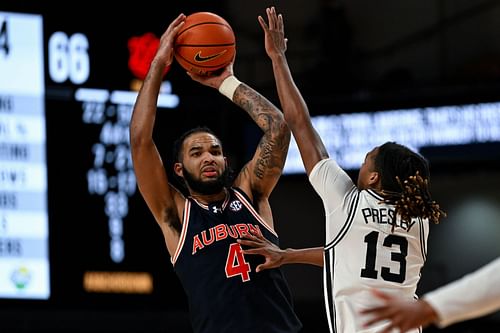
[
  {"xmin": 129, "ymin": 14, "xmax": 186, "ymax": 254},
  {"xmin": 188, "ymin": 64, "xmax": 291, "ymax": 211},
  {"xmin": 259, "ymin": 7, "xmax": 328, "ymax": 175},
  {"xmin": 231, "ymin": 81, "xmax": 291, "ymax": 199}
]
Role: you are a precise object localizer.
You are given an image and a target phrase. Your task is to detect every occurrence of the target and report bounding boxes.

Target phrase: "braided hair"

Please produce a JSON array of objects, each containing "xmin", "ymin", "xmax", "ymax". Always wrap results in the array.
[{"xmin": 374, "ymin": 142, "xmax": 446, "ymax": 228}]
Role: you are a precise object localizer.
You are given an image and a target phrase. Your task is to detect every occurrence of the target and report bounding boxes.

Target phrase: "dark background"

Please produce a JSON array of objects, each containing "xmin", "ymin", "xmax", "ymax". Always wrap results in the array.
[{"xmin": 1, "ymin": 1, "xmax": 500, "ymax": 332}]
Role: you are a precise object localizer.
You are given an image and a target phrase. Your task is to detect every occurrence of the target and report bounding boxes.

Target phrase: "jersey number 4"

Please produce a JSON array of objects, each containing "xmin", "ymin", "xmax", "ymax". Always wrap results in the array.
[
  {"xmin": 360, "ymin": 231, "xmax": 408, "ymax": 283},
  {"xmin": 225, "ymin": 243, "xmax": 251, "ymax": 282}
]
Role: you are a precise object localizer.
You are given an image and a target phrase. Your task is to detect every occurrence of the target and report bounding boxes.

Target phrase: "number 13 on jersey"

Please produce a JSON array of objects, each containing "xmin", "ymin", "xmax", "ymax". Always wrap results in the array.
[{"xmin": 361, "ymin": 231, "xmax": 408, "ymax": 283}]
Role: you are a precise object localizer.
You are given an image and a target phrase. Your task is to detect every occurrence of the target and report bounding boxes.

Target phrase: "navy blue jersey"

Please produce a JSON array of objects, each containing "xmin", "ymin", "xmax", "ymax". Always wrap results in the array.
[{"xmin": 172, "ymin": 187, "xmax": 302, "ymax": 333}]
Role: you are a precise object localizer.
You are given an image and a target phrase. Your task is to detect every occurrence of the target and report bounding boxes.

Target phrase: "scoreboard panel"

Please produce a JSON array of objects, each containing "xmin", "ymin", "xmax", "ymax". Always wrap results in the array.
[
  {"xmin": 0, "ymin": 11, "xmax": 48, "ymax": 300},
  {"xmin": 0, "ymin": 4, "xmax": 231, "ymax": 310}
]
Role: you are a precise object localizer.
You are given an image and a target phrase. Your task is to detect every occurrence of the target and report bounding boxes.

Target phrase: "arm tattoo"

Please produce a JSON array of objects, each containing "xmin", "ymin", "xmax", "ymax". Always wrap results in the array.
[
  {"xmin": 233, "ymin": 84, "xmax": 290, "ymax": 180},
  {"xmin": 233, "ymin": 84, "xmax": 278, "ymax": 132},
  {"xmin": 255, "ymin": 138, "xmax": 274, "ymax": 179}
]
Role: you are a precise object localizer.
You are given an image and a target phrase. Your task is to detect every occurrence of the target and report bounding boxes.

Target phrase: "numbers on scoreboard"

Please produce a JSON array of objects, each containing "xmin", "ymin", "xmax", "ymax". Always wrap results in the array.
[
  {"xmin": 0, "ymin": 18, "xmax": 9, "ymax": 56},
  {"xmin": 48, "ymin": 32, "xmax": 90, "ymax": 84}
]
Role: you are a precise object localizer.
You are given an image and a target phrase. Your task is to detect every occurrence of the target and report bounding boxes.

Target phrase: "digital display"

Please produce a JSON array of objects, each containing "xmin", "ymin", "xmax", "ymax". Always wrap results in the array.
[
  {"xmin": 76, "ymin": 87, "xmax": 178, "ymax": 264},
  {"xmin": 0, "ymin": 12, "xmax": 49, "ymax": 299},
  {"xmin": 284, "ymin": 102, "xmax": 500, "ymax": 173},
  {"xmin": 0, "ymin": 7, "xmax": 190, "ymax": 308}
]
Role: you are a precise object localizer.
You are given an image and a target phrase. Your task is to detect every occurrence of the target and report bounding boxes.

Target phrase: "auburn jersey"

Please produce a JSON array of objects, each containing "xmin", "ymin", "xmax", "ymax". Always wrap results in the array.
[{"xmin": 172, "ymin": 187, "xmax": 302, "ymax": 333}]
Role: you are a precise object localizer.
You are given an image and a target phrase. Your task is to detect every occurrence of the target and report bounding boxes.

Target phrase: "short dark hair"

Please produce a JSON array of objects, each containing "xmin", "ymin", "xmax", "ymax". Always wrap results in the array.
[{"xmin": 172, "ymin": 126, "xmax": 221, "ymax": 163}]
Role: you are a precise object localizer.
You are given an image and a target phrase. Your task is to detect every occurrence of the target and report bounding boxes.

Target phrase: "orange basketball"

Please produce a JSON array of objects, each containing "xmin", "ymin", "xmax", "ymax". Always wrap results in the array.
[{"xmin": 174, "ymin": 12, "xmax": 236, "ymax": 76}]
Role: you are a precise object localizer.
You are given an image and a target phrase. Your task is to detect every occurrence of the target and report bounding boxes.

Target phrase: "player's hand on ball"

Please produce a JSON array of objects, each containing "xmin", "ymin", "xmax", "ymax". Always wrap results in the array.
[
  {"xmin": 174, "ymin": 12, "xmax": 236, "ymax": 76},
  {"xmin": 187, "ymin": 60, "xmax": 235, "ymax": 89},
  {"xmin": 156, "ymin": 13, "xmax": 186, "ymax": 67}
]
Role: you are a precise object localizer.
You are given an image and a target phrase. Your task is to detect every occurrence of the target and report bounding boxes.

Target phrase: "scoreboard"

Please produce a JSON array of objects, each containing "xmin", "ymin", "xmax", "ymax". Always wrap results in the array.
[
  {"xmin": 0, "ymin": 4, "xmax": 231, "ymax": 310},
  {"xmin": 0, "ymin": 12, "xmax": 48, "ymax": 299}
]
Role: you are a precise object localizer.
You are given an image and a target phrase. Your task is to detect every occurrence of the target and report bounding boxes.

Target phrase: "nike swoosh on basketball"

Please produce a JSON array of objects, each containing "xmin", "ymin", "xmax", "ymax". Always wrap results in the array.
[{"xmin": 194, "ymin": 50, "xmax": 227, "ymax": 63}]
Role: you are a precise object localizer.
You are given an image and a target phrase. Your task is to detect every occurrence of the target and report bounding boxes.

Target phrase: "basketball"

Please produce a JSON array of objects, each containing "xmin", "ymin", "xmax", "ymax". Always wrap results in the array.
[{"xmin": 174, "ymin": 12, "xmax": 236, "ymax": 76}]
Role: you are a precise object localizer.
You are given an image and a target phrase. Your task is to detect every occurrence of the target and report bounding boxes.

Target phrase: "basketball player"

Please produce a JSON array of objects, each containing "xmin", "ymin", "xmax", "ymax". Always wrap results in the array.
[
  {"xmin": 130, "ymin": 13, "xmax": 302, "ymax": 333},
  {"xmin": 361, "ymin": 256, "xmax": 500, "ymax": 332},
  {"xmin": 241, "ymin": 7, "xmax": 445, "ymax": 333}
]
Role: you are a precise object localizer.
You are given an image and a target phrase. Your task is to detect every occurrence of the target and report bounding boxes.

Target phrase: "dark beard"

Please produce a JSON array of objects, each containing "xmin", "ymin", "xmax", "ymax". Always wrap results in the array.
[{"xmin": 182, "ymin": 166, "xmax": 230, "ymax": 195}]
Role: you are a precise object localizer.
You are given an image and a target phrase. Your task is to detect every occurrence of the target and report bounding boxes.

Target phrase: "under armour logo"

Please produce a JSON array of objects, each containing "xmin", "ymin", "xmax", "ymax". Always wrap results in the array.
[{"xmin": 212, "ymin": 206, "xmax": 222, "ymax": 214}]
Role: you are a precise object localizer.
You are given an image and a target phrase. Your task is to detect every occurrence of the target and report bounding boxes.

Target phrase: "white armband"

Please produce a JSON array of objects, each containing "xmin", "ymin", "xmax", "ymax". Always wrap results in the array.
[{"xmin": 218, "ymin": 75, "xmax": 241, "ymax": 101}]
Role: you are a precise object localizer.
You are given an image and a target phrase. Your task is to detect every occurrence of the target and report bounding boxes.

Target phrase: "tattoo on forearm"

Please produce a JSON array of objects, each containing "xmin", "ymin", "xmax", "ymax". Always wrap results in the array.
[
  {"xmin": 234, "ymin": 84, "xmax": 278, "ymax": 131},
  {"xmin": 233, "ymin": 84, "xmax": 290, "ymax": 180}
]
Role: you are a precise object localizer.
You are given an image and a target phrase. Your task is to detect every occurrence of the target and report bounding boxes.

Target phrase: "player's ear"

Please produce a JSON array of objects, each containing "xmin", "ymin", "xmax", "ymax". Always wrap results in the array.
[
  {"xmin": 174, "ymin": 163, "xmax": 184, "ymax": 177},
  {"xmin": 368, "ymin": 171, "xmax": 379, "ymax": 186}
]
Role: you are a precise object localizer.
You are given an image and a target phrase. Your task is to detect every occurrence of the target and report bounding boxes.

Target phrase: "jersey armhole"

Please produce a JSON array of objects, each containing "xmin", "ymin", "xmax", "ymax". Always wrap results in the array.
[
  {"xmin": 231, "ymin": 187, "xmax": 278, "ymax": 237},
  {"xmin": 171, "ymin": 199, "xmax": 191, "ymax": 266}
]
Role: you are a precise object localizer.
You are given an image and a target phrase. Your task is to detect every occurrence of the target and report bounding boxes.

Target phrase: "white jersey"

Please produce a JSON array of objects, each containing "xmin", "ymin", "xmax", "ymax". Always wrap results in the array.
[
  {"xmin": 424, "ymin": 257, "xmax": 500, "ymax": 328},
  {"xmin": 309, "ymin": 158, "xmax": 429, "ymax": 333}
]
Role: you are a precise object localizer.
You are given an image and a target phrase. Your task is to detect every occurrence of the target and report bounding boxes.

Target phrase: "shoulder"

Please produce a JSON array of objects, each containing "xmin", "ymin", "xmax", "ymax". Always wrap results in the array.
[
  {"xmin": 309, "ymin": 158, "xmax": 343, "ymax": 182},
  {"xmin": 230, "ymin": 187, "xmax": 253, "ymax": 204},
  {"xmin": 231, "ymin": 168, "xmax": 256, "ymax": 203},
  {"xmin": 309, "ymin": 158, "xmax": 355, "ymax": 196}
]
